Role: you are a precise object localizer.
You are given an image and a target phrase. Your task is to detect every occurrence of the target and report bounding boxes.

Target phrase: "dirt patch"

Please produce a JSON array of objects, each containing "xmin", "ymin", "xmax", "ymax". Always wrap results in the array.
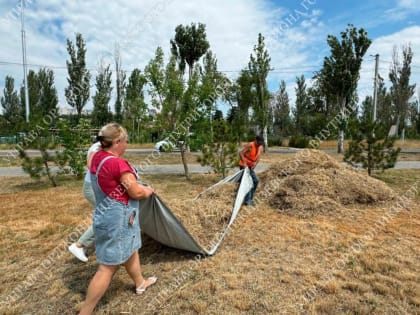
[
  {"xmin": 167, "ymin": 181, "xmax": 238, "ymax": 250},
  {"xmin": 258, "ymin": 150, "xmax": 395, "ymax": 217}
]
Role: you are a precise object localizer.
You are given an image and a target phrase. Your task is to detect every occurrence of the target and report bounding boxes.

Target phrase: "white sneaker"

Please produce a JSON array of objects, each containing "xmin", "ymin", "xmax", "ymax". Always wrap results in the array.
[{"xmin": 68, "ymin": 243, "xmax": 88, "ymax": 262}]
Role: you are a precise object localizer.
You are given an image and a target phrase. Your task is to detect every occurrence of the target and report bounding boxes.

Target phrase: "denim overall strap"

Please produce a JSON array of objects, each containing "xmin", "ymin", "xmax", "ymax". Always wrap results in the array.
[
  {"xmin": 95, "ymin": 155, "xmax": 115, "ymax": 190},
  {"xmin": 92, "ymin": 155, "xmax": 141, "ymax": 265}
]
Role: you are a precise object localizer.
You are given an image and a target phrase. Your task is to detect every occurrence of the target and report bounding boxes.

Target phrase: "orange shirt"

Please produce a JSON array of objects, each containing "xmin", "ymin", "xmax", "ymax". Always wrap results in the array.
[{"xmin": 239, "ymin": 141, "xmax": 261, "ymax": 167}]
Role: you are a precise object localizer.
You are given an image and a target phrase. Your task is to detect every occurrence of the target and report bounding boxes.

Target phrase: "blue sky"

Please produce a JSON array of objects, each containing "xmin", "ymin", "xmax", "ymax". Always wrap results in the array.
[{"xmin": 0, "ymin": 0, "xmax": 419, "ymax": 115}]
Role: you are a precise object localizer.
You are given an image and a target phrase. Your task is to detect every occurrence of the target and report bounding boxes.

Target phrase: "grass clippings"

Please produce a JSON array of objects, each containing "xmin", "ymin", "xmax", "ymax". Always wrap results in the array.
[
  {"xmin": 166, "ymin": 181, "xmax": 238, "ymax": 250},
  {"xmin": 258, "ymin": 150, "xmax": 396, "ymax": 217}
]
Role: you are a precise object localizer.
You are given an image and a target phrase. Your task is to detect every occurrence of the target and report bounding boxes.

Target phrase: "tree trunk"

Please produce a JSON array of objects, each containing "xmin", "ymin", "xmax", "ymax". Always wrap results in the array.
[
  {"xmin": 337, "ymin": 99, "xmax": 346, "ymax": 153},
  {"xmin": 180, "ymin": 144, "xmax": 190, "ymax": 180},
  {"xmin": 263, "ymin": 125, "xmax": 268, "ymax": 153},
  {"xmin": 395, "ymin": 115, "xmax": 400, "ymax": 138},
  {"xmin": 337, "ymin": 129, "xmax": 344, "ymax": 153},
  {"xmin": 188, "ymin": 66, "xmax": 193, "ymax": 82},
  {"xmin": 43, "ymin": 159, "xmax": 57, "ymax": 187},
  {"xmin": 367, "ymin": 142, "xmax": 372, "ymax": 176}
]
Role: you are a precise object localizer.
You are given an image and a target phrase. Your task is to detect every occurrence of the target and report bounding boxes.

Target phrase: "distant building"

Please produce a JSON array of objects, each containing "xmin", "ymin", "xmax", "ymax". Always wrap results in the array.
[{"xmin": 58, "ymin": 106, "xmax": 93, "ymax": 116}]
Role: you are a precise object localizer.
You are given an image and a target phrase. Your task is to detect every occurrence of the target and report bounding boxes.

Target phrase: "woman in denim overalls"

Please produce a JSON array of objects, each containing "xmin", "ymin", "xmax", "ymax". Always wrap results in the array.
[{"xmin": 80, "ymin": 123, "xmax": 157, "ymax": 315}]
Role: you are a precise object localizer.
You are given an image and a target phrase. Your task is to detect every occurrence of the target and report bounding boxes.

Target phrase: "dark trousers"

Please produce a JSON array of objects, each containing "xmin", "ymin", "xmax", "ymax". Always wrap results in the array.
[{"xmin": 239, "ymin": 166, "xmax": 259, "ymax": 204}]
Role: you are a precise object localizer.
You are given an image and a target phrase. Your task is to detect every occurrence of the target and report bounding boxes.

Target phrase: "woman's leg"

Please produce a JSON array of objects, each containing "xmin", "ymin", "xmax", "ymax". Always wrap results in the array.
[
  {"xmin": 78, "ymin": 225, "xmax": 95, "ymax": 248},
  {"xmin": 69, "ymin": 181, "xmax": 97, "ymax": 261},
  {"xmin": 123, "ymin": 252, "xmax": 156, "ymax": 290},
  {"xmin": 79, "ymin": 264, "xmax": 118, "ymax": 315},
  {"xmin": 83, "ymin": 180, "xmax": 96, "ymax": 206},
  {"xmin": 123, "ymin": 251, "xmax": 143, "ymax": 287},
  {"xmin": 76, "ymin": 181, "xmax": 96, "ymax": 248}
]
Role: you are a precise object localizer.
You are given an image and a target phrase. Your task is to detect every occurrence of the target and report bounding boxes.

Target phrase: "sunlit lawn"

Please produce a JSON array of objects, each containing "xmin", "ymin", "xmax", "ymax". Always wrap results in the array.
[{"xmin": 0, "ymin": 161, "xmax": 418, "ymax": 314}]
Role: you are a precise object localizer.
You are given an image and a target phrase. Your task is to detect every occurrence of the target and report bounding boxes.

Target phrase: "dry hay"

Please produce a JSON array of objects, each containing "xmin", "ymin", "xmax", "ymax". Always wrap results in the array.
[
  {"xmin": 258, "ymin": 150, "xmax": 395, "ymax": 217},
  {"xmin": 165, "ymin": 181, "xmax": 238, "ymax": 249}
]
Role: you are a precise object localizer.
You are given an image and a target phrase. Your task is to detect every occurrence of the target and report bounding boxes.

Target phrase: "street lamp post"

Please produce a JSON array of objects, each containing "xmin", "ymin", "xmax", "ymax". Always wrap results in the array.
[{"xmin": 21, "ymin": 0, "xmax": 30, "ymax": 122}]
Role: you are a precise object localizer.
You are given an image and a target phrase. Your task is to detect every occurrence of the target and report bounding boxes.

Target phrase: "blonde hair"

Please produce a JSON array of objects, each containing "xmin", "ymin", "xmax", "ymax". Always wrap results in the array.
[{"xmin": 97, "ymin": 123, "xmax": 128, "ymax": 148}]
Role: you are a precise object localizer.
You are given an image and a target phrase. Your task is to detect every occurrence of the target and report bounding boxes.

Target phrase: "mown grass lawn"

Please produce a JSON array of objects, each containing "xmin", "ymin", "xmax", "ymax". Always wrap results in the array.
[{"xmin": 0, "ymin": 156, "xmax": 419, "ymax": 314}]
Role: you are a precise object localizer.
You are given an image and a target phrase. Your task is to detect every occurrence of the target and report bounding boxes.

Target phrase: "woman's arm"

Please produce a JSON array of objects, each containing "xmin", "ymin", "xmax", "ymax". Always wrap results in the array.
[{"xmin": 120, "ymin": 172, "xmax": 154, "ymax": 200}]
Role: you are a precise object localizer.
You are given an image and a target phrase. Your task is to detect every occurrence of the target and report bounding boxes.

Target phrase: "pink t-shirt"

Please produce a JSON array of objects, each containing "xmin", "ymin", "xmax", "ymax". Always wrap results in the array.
[{"xmin": 91, "ymin": 150, "xmax": 137, "ymax": 205}]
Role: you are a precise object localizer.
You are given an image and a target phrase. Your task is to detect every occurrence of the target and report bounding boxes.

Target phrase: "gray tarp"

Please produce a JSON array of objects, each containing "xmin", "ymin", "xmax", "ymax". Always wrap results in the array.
[{"xmin": 139, "ymin": 168, "xmax": 253, "ymax": 255}]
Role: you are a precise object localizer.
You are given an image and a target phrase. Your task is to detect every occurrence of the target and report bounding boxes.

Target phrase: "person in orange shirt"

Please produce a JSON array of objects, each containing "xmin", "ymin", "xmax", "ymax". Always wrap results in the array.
[{"xmin": 239, "ymin": 135, "xmax": 264, "ymax": 206}]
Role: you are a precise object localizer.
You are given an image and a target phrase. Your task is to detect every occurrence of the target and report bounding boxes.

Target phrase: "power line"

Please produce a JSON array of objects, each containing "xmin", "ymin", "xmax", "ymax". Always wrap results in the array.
[
  {"xmin": 377, "ymin": 59, "xmax": 420, "ymax": 68},
  {"xmin": 0, "ymin": 60, "xmax": 325, "ymax": 74},
  {"xmin": 1, "ymin": 60, "xmax": 420, "ymax": 77}
]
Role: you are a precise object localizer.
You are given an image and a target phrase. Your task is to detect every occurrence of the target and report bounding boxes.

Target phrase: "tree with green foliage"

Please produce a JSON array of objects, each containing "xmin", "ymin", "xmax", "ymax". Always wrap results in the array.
[
  {"xmin": 293, "ymin": 75, "xmax": 310, "ymax": 135},
  {"xmin": 408, "ymin": 100, "xmax": 420, "ymax": 137},
  {"xmin": 170, "ymin": 22, "xmax": 210, "ymax": 80},
  {"xmin": 360, "ymin": 95, "xmax": 374, "ymax": 124},
  {"xmin": 198, "ymin": 112, "xmax": 238, "ymax": 178},
  {"xmin": 248, "ymin": 33, "xmax": 271, "ymax": 151},
  {"xmin": 125, "ymin": 68, "xmax": 148, "ymax": 141},
  {"xmin": 18, "ymin": 137, "xmax": 58, "ymax": 187},
  {"xmin": 145, "ymin": 48, "xmax": 183, "ymax": 134},
  {"xmin": 146, "ymin": 52, "xmax": 185, "ymax": 143},
  {"xmin": 20, "ymin": 70, "xmax": 39, "ymax": 123},
  {"xmin": 1, "ymin": 76, "xmax": 24, "ymax": 133},
  {"xmin": 344, "ymin": 120, "xmax": 400, "ymax": 176},
  {"xmin": 144, "ymin": 47, "xmax": 165, "ymax": 110},
  {"xmin": 273, "ymin": 80, "xmax": 291, "ymax": 136},
  {"xmin": 305, "ymin": 85, "xmax": 330, "ymax": 137},
  {"xmin": 19, "ymin": 68, "xmax": 59, "ymax": 128},
  {"xmin": 315, "ymin": 24, "xmax": 371, "ymax": 153},
  {"xmin": 92, "ymin": 64, "xmax": 113, "ymax": 127},
  {"xmin": 410, "ymin": 87, "xmax": 420, "ymax": 137},
  {"xmin": 198, "ymin": 50, "xmax": 226, "ymax": 143},
  {"xmin": 37, "ymin": 68, "xmax": 59, "ymax": 119},
  {"xmin": 230, "ymin": 69, "xmax": 255, "ymax": 142},
  {"xmin": 65, "ymin": 33, "xmax": 91, "ymax": 121},
  {"xmin": 55, "ymin": 118, "xmax": 93, "ymax": 179},
  {"xmin": 374, "ymin": 76, "xmax": 394, "ymax": 131},
  {"xmin": 178, "ymin": 63, "xmax": 201, "ymax": 178},
  {"xmin": 17, "ymin": 108, "xmax": 59, "ymax": 187},
  {"xmin": 170, "ymin": 22, "xmax": 210, "ymax": 178},
  {"xmin": 158, "ymin": 55, "xmax": 184, "ymax": 133},
  {"xmin": 389, "ymin": 44, "xmax": 416, "ymax": 139}
]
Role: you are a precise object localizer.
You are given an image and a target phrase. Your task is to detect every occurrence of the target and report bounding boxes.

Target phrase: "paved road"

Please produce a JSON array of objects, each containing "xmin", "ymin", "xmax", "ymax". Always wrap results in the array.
[
  {"xmin": 0, "ymin": 164, "xmax": 263, "ymax": 177},
  {"xmin": 1, "ymin": 161, "xmax": 419, "ymax": 177},
  {"xmin": 1, "ymin": 147, "xmax": 420, "ymax": 157}
]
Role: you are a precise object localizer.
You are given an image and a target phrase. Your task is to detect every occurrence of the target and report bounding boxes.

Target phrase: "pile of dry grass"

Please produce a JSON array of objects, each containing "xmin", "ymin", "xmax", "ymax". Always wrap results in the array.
[
  {"xmin": 258, "ymin": 150, "xmax": 395, "ymax": 217},
  {"xmin": 167, "ymin": 181, "xmax": 238, "ymax": 249}
]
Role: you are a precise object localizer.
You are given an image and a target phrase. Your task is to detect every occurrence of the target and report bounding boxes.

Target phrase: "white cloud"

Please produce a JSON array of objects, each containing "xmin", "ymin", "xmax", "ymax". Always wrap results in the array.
[
  {"xmin": 385, "ymin": 0, "xmax": 420, "ymax": 21},
  {"xmin": 0, "ymin": 0, "xmax": 418, "ymax": 116},
  {"xmin": 397, "ymin": 0, "xmax": 420, "ymax": 9},
  {"xmin": 2, "ymin": 0, "xmax": 291, "ymax": 110},
  {"xmin": 358, "ymin": 26, "xmax": 420, "ymax": 102}
]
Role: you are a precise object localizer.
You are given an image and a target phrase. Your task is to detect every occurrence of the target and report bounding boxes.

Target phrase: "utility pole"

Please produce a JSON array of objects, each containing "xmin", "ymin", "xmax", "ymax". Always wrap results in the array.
[
  {"xmin": 372, "ymin": 53, "xmax": 379, "ymax": 122},
  {"xmin": 21, "ymin": 0, "xmax": 30, "ymax": 122}
]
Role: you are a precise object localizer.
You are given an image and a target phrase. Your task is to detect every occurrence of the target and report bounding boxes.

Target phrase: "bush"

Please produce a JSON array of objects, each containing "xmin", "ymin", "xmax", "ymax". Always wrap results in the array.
[
  {"xmin": 198, "ymin": 142, "xmax": 238, "ymax": 178},
  {"xmin": 288, "ymin": 135, "xmax": 310, "ymax": 148},
  {"xmin": 55, "ymin": 118, "xmax": 92, "ymax": 179},
  {"xmin": 267, "ymin": 136, "xmax": 283, "ymax": 147},
  {"xmin": 344, "ymin": 120, "xmax": 400, "ymax": 176},
  {"xmin": 189, "ymin": 136, "xmax": 206, "ymax": 152},
  {"xmin": 246, "ymin": 134, "xmax": 257, "ymax": 142}
]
